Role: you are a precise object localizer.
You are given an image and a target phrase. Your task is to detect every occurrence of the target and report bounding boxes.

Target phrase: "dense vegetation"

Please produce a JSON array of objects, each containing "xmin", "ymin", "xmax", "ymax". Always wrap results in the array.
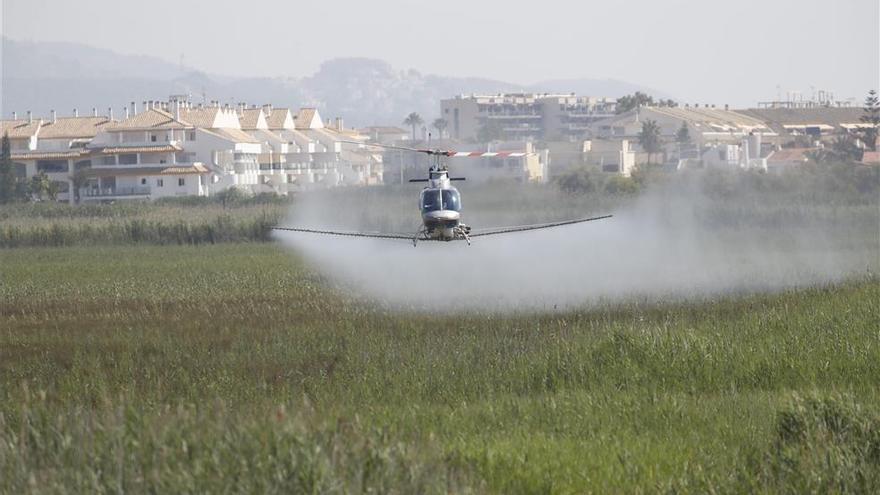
[
  {"xmin": 0, "ymin": 161, "xmax": 877, "ymax": 248},
  {"xmin": 0, "ymin": 198, "xmax": 285, "ymax": 248},
  {"xmin": 1, "ymin": 161, "xmax": 878, "ymax": 492},
  {"xmin": 0, "ymin": 245, "xmax": 878, "ymax": 493}
]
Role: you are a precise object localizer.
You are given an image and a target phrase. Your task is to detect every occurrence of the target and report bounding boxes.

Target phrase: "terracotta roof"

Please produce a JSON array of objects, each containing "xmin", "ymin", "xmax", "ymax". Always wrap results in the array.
[
  {"xmin": 862, "ymin": 151, "xmax": 880, "ymax": 164},
  {"xmin": 265, "ymin": 108, "xmax": 294, "ymax": 130},
  {"xmin": 106, "ymin": 108, "xmax": 193, "ymax": 131},
  {"xmin": 38, "ymin": 117, "xmax": 112, "ymax": 139},
  {"xmin": 250, "ymin": 129, "xmax": 287, "ymax": 144},
  {"xmin": 767, "ymin": 148, "xmax": 814, "ymax": 163},
  {"xmin": 647, "ymin": 107, "xmax": 770, "ymax": 130},
  {"xmin": 737, "ymin": 108, "xmax": 864, "ymax": 134},
  {"xmin": 11, "ymin": 150, "xmax": 88, "ymax": 160},
  {"xmin": 1, "ymin": 119, "xmax": 42, "ymax": 139},
  {"xmin": 240, "ymin": 108, "xmax": 268, "ymax": 130},
  {"xmin": 278, "ymin": 129, "xmax": 315, "ymax": 146},
  {"xmin": 294, "ymin": 108, "xmax": 323, "ymax": 130},
  {"xmin": 87, "ymin": 164, "xmax": 209, "ymax": 177},
  {"xmin": 179, "ymin": 108, "xmax": 222, "ymax": 128},
  {"xmin": 91, "ymin": 144, "xmax": 182, "ymax": 154},
  {"xmin": 359, "ymin": 126, "xmax": 407, "ymax": 134},
  {"xmin": 201, "ymin": 128, "xmax": 260, "ymax": 144}
]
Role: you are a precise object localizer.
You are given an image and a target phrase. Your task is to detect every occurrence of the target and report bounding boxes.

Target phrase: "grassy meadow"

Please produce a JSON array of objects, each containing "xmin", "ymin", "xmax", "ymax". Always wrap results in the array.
[
  {"xmin": 1, "ymin": 166, "xmax": 879, "ymax": 493},
  {"xmin": 1, "ymin": 244, "xmax": 878, "ymax": 493}
]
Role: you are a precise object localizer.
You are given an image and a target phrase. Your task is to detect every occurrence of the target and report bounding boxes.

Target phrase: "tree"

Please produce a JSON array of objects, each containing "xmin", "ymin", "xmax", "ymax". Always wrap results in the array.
[
  {"xmin": 616, "ymin": 92, "xmax": 654, "ymax": 114},
  {"xmin": 30, "ymin": 172, "xmax": 57, "ymax": 201},
  {"xmin": 807, "ymin": 132, "xmax": 863, "ymax": 164},
  {"xmin": 861, "ymin": 89, "xmax": 879, "ymax": 151},
  {"xmin": 830, "ymin": 132, "xmax": 863, "ymax": 162},
  {"xmin": 476, "ymin": 120, "xmax": 504, "ymax": 143},
  {"xmin": 403, "ymin": 112, "xmax": 424, "ymax": 142},
  {"xmin": 676, "ymin": 122, "xmax": 691, "ymax": 144},
  {"xmin": 0, "ymin": 133, "xmax": 14, "ymax": 204},
  {"xmin": 616, "ymin": 93, "xmax": 677, "ymax": 114},
  {"xmin": 71, "ymin": 168, "xmax": 90, "ymax": 204},
  {"xmin": 431, "ymin": 118, "xmax": 448, "ymax": 140},
  {"xmin": 556, "ymin": 167, "xmax": 597, "ymax": 194},
  {"xmin": 638, "ymin": 120, "xmax": 663, "ymax": 165}
]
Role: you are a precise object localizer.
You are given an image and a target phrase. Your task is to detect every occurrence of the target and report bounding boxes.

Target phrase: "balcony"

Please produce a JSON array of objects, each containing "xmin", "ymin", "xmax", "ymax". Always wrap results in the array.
[
  {"xmin": 80, "ymin": 186, "xmax": 151, "ymax": 199},
  {"xmin": 486, "ymin": 113, "xmax": 542, "ymax": 119}
]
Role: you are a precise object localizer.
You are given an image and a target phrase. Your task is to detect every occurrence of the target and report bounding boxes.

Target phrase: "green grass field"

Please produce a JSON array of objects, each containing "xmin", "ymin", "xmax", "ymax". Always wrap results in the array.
[{"xmin": 1, "ymin": 244, "xmax": 878, "ymax": 493}]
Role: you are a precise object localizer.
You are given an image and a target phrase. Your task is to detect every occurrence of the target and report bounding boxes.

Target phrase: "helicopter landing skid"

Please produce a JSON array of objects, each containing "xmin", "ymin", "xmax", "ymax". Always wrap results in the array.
[
  {"xmin": 412, "ymin": 225, "xmax": 471, "ymax": 247},
  {"xmin": 456, "ymin": 225, "xmax": 472, "ymax": 246}
]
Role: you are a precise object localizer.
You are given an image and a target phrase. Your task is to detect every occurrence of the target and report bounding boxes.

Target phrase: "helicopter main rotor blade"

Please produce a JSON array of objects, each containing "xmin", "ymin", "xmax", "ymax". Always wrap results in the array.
[
  {"xmin": 334, "ymin": 139, "xmax": 533, "ymax": 158},
  {"xmin": 334, "ymin": 139, "xmax": 441, "ymax": 155}
]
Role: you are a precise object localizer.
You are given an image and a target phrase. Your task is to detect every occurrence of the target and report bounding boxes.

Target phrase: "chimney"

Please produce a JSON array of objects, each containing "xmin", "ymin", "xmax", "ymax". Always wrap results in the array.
[
  {"xmin": 12, "ymin": 111, "xmax": 17, "ymax": 120},
  {"xmin": 92, "ymin": 107, "xmax": 98, "ymax": 117},
  {"xmin": 125, "ymin": 107, "xmax": 130, "ymax": 119},
  {"xmin": 131, "ymin": 101, "xmax": 137, "ymax": 116},
  {"xmin": 108, "ymin": 107, "xmax": 114, "ymax": 120},
  {"xmin": 724, "ymin": 104, "xmax": 729, "ymax": 111},
  {"xmin": 73, "ymin": 108, "xmax": 79, "ymax": 117},
  {"xmin": 174, "ymin": 100, "xmax": 181, "ymax": 121},
  {"xmin": 335, "ymin": 117, "xmax": 343, "ymax": 131},
  {"xmin": 27, "ymin": 111, "xmax": 32, "ymax": 123},
  {"xmin": 143, "ymin": 101, "xmax": 148, "ymax": 111},
  {"xmin": 51, "ymin": 110, "xmax": 57, "ymax": 123}
]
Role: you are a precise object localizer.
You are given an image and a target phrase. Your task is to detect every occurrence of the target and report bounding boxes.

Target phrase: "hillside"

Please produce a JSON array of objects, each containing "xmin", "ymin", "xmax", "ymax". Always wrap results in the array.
[{"xmin": 1, "ymin": 37, "xmax": 664, "ymax": 127}]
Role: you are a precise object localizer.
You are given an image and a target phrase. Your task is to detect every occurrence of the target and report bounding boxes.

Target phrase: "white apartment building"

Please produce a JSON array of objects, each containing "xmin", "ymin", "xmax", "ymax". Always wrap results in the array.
[
  {"xmin": 3, "ymin": 98, "xmax": 382, "ymax": 203},
  {"xmin": 83, "ymin": 101, "xmax": 260, "ymax": 201},
  {"xmin": 242, "ymin": 105, "xmax": 382, "ymax": 191},
  {"xmin": 3, "ymin": 111, "xmax": 112, "ymax": 203},
  {"xmin": 440, "ymin": 93, "xmax": 616, "ymax": 142}
]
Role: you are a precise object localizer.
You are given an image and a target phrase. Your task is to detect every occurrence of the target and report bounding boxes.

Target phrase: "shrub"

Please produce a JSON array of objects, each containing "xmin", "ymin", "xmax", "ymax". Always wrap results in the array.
[{"xmin": 746, "ymin": 393, "xmax": 880, "ymax": 494}]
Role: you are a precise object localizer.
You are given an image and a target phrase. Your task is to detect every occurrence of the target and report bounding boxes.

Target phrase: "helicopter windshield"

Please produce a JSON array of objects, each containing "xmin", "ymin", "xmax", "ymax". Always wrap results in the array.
[
  {"xmin": 421, "ymin": 190, "xmax": 441, "ymax": 212},
  {"xmin": 420, "ymin": 189, "xmax": 461, "ymax": 212},
  {"xmin": 442, "ymin": 189, "xmax": 461, "ymax": 211}
]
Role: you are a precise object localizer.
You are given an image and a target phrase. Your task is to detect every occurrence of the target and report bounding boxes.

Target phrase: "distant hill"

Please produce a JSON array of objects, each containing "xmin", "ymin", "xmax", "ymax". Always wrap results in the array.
[{"xmin": 1, "ymin": 38, "xmax": 666, "ymax": 127}]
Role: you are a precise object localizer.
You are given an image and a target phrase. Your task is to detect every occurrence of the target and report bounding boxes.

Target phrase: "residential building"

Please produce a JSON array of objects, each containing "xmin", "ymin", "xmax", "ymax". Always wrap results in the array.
[
  {"xmin": 735, "ymin": 107, "xmax": 867, "ymax": 144},
  {"xmin": 441, "ymin": 93, "xmax": 615, "ymax": 142},
  {"xmin": 590, "ymin": 106, "xmax": 774, "ymax": 145},
  {"xmin": 765, "ymin": 148, "xmax": 814, "ymax": 172},
  {"xmin": 358, "ymin": 126, "xmax": 409, "ymax": 144},
  {"xmin": 3, "ymin": 112, "xmax": 112, "ymax": 203},
  {"xmin": 240, "ymin": 105, "xmax": 382, "ymax": 191}
]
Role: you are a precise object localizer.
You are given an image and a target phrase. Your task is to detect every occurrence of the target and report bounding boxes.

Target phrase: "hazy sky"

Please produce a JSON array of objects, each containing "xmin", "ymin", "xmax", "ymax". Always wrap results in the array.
[{"xmin": 2, "ymin": 0, "xmax": 878, "ymax": 105}]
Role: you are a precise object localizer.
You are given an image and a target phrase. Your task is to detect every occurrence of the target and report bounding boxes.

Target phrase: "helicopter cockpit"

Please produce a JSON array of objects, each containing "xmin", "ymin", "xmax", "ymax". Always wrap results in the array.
[{"xmin": 420, "ymin": 188, "xmax": 461, "ymax": 213}]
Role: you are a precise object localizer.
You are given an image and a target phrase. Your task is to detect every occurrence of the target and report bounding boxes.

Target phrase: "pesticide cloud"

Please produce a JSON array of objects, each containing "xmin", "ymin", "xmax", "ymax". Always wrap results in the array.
[{"xmin": 276, "ymin": 178, "xmax": 878, "ymax": 310}]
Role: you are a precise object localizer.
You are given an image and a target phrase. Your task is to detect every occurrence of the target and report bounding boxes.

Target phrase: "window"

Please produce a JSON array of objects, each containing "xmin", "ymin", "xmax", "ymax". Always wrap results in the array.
[
  {"xmin": 178, "ymin": 178, "xmax": 185, "ymax": 187},
  {"xmin": 118, "ymin": 154, "xmax": 138, "ymax": 165},
  {"xmin": 188, "ymin": 131, "xmax": 196, "ymax": 141},
  {"xmin": 141, "ymin": 178, "xmax": 147, "ymax": 185},
  {"xmin": 441, "ymin": 189, "xmax": 461, "ymax": 211},
  {"xmin": 102, "ymin": 156, "xmax": 116, "ymax": 165},
  {"xmin": 420, "ymin": 190, "xmax": 441, "ymax": 213},
  {"xmin": 36, "ymin": 160, "xmax": 68, "ymax": 173},
  {"xmin": 156, "ymin": 179, "xmax": 164, "ymax": 187},
  {"xmin": 151, "ymin": 135, "xmax": 157, "ymax": 142}
]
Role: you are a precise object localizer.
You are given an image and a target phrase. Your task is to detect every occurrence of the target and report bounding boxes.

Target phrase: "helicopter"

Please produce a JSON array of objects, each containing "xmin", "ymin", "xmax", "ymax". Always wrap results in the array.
[{"xmin": 272, "ymin": 141, "xmax": 612, "ymax": 246}]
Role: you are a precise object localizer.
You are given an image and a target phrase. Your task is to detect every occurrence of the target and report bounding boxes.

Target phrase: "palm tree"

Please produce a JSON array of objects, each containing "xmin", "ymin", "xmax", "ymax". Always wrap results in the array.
[
  {"xmin": 861, "ymin": 89, "xmax": 879, "ymax": 151},
  {"xmin": 638, "ymin": 120, "xmax": 662, "ymax": 165},
  {"xmin": 403, "ymin": 112, "xmax": 424, "ymax": 142},
  {"xmin": 432, "ymin": 118, "xmax": 448, "ymax": 140}
]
